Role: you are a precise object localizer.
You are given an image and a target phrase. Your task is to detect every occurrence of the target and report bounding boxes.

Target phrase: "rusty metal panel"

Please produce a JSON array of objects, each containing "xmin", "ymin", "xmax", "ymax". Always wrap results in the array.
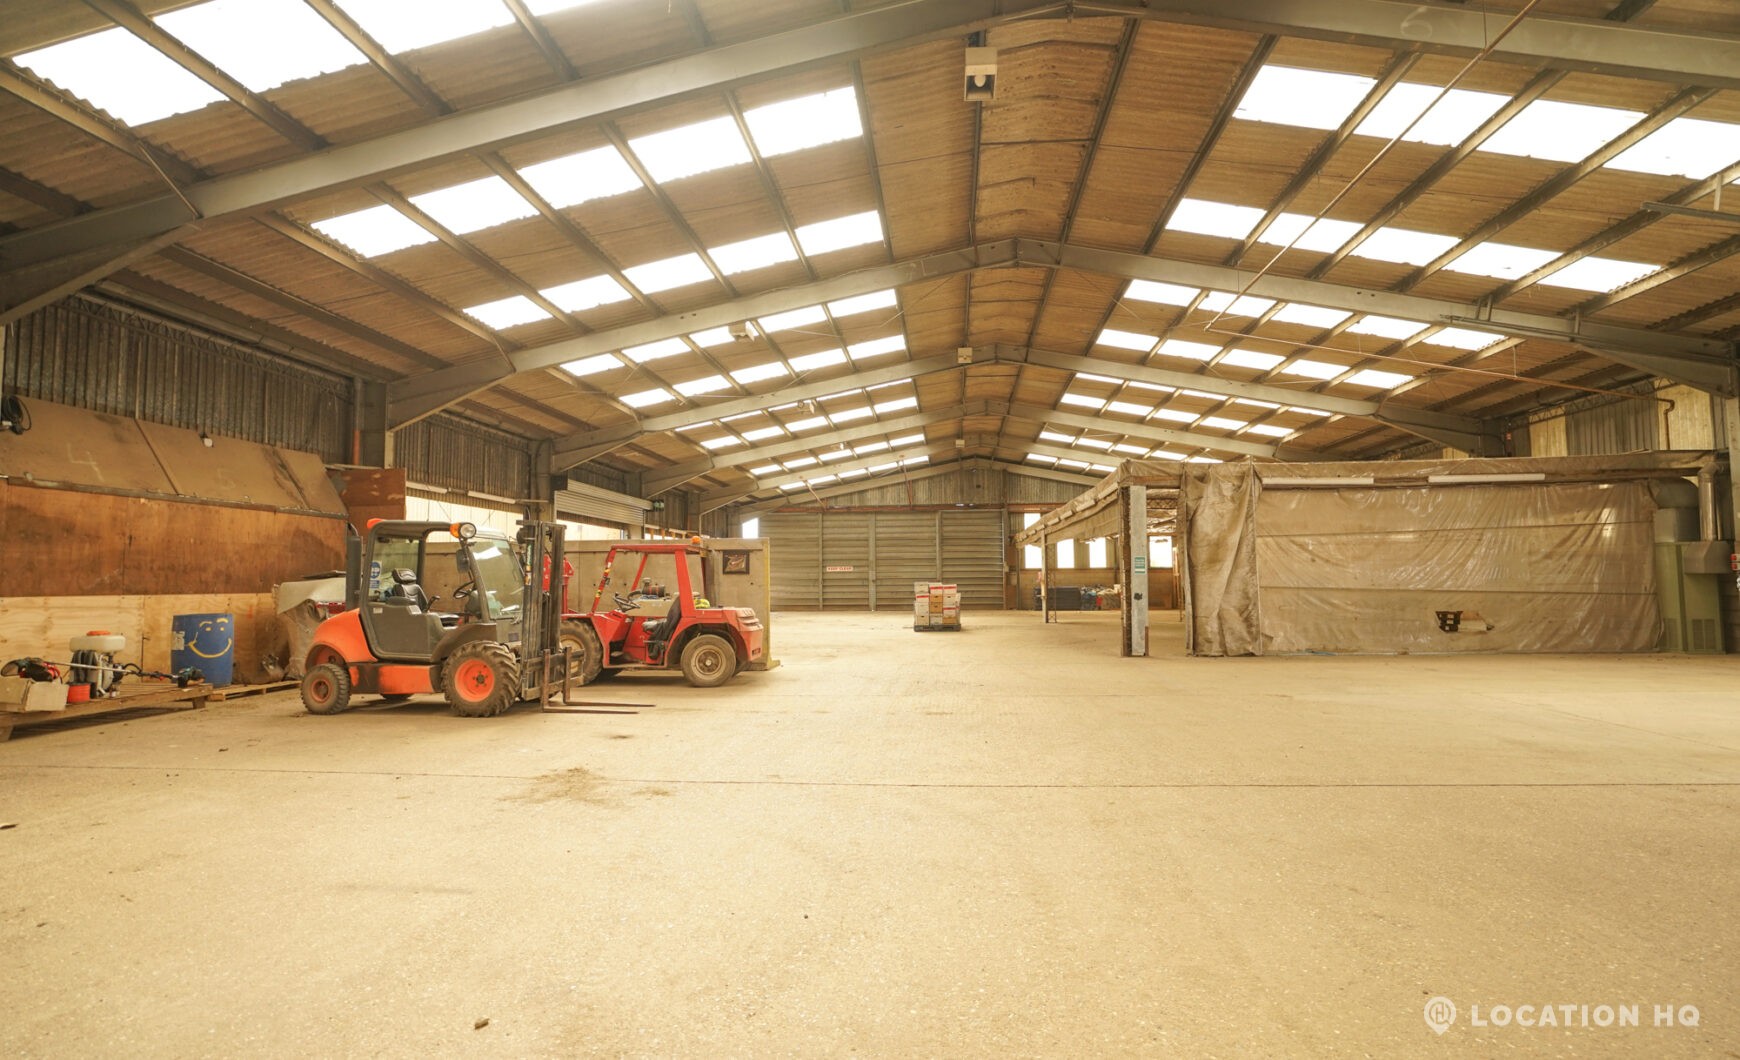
[{"xmin": 394, "ymin": 412, "xmax": 534, "ymax": 500}]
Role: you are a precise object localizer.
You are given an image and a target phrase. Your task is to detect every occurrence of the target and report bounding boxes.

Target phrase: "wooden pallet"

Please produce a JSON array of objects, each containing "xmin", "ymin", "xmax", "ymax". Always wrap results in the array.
[
  {"xmin": 0, "ymin": 683, "xmax": 211, "ymax": 741},
  {"xmin": 208, "ymin": 680, "xmax": 297, "ymax": 701}
]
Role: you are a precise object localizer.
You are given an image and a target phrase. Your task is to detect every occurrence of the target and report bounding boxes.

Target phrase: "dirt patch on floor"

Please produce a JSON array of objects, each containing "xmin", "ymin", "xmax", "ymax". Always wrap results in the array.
[{"xmin": 515, "ymin": 766, "xmax": 612, "ymax": 806}]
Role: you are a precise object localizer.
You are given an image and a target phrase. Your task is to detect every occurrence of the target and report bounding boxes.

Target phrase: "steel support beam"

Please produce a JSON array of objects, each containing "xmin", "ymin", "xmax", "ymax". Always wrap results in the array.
[
  {"xmin": 390, "ymin": 242, "xmax": 1016, "ymax": 426},
  {"xmin": 0, "ymin": 0, "xmax": 1058, "ymax": 276},
  {"xmin": 1004, "ymin": 401, "xmax": 1322, "ymax": 461},
  {"xmin": 701, "ymin": 438, "xmax": 978, "ymax": 511},
  {"xmin": 738, "ymin": 457, "xmax": 1098, "ymax": 514},
  {"xmin": 553, "ymin": 353, "xmax": 971, "ymax": 469}
]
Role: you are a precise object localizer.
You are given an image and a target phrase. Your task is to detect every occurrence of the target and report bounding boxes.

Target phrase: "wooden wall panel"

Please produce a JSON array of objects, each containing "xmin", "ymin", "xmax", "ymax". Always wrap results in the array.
[{"xmin": 0, "ymin": 592, "xmax": 281, "ymax": 682}]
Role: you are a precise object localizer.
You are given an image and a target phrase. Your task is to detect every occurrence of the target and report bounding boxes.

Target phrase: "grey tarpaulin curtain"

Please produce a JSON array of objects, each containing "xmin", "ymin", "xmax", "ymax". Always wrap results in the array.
[{"xmin": 1183, "ymin": 463, "xmax": 1264, "ymax": 656}]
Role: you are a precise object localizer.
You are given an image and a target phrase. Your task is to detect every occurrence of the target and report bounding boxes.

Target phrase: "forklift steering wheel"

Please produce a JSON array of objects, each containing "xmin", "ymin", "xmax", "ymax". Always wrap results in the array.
[
  {"xmin": 614, "ymin": 592, "xmax": 638, "ymax": 611},
  {"xmin": 452, "ymin": 581, "xmax": 474, "ymax": 599}
]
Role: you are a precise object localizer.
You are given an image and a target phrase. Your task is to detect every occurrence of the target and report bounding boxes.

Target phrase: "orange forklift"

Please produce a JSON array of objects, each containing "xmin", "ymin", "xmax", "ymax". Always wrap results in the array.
[
  {"xmin": 300, "ymin": 519, "xmax": 575, "ymax": 717},
  {"xmin": 564, "ymin": 539, "xmax": 763, "ymax": 688}
]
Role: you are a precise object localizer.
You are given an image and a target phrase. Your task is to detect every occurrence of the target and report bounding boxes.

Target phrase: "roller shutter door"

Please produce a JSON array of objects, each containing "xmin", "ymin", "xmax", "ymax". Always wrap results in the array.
[
  {"xmin": 940, "ymin": 510, "xmax": 1006, "ymax": 609},
  {"xmin": 819, "ymin": 513, "xmax": 872, "ymax": 610},
  {"xmin": 762, "ymin": 512, "xmax": 821, "ymax": 609},
  {"xmin": 872, "ymin": 513, "xmax": 939, "ymax": 611}
]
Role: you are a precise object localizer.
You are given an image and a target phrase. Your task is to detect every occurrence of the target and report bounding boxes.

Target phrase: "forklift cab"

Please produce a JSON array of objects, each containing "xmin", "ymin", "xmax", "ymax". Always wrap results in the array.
[
  {"xmin": 597, "ymin": 549, "xmax": 705, "ymax": 664},
  {"xmin": 358, "ymin": 522, "xmax": 524, "ymax": 661}
]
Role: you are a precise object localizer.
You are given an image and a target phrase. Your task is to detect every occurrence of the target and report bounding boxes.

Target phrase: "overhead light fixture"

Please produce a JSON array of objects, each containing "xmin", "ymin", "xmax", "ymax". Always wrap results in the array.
[
  {"xmin": 964, "ymin": 45, "xmax": 997, "ymax": 102},
  {"xmin": 199, "ymin": 431, "xmax": 214, "ymax": 448}
]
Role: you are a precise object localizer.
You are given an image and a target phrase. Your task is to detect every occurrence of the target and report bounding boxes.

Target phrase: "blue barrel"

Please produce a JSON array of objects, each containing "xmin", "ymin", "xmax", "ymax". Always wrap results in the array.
[{"xmin": 171, "ymin": 613, "xmax": 234, "ymax": 686}]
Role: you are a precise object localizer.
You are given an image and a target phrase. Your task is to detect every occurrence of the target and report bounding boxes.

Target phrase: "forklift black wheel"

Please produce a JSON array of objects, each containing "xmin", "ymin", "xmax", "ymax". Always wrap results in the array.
[
  {"xmin": 441, "ymin": 641, "xmax": 518, "ymax": 717},
  {"xmin": 558, "ymin": 621, "xmax": 603, "ymax": 685},
  {"xmin": 301, "ymin": 663, "xmax": 352, "ymax": 715},
  {"xmin": 679, "ymin": 634, "xmax": 737, "ymax": 688}
]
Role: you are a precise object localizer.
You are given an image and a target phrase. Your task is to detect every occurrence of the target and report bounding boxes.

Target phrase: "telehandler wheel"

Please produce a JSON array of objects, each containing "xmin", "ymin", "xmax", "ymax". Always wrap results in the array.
[
  {"xmin": 679, "ymin": 634, "xmax": 737, "ymax": 688},
  {"xmin": 442, "ymin": 641, "xmax": 519, "ymax": 717},
  {"xmin": 558, "ymin": 620, "xmax": 603, "ymax": 685},
  {"xmin": 301, "ymin": 663, "xmax": 352, "ymax": 715}
]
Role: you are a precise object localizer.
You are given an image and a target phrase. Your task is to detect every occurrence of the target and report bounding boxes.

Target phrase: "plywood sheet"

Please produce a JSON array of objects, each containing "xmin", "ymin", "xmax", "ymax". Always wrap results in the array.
[
  {"xmin": 0, "ymin": 592, "xmax": 279, "ymax": 681},
  {"xmin": 0, "ymin": 399, "xmax": 174, "ymax": 494},
  {"xmin": 138, "ymin": 421, "xmax": 312, "ymax": 510}
]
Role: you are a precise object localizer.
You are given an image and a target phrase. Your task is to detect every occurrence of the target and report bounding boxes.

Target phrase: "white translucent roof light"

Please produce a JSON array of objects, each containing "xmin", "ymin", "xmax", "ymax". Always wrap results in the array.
[
  {"xmin": 1113, "ymin": 443, "xmax": 1150, "ymax": 455},
  {"xmin": 1201, "ymin": 417, "xmax": 1247, "ymax": 431},
  {"xmin": 518, "ymin": 146, "xmax": 641, "ymax": 208},
  {"xmin": 1168, "ymin": 198, "xmax": 1264, "ymax": 240},
  {"xmin": 675, "ymin": 374, "xmax": 730, "ymax": 397},
  {"xmin": 1445, "ymin": 242, "xmax": 1559, "ymax": 280},
  {"xmin": 848, "ymin": 336, "xmax": 906, "ymax": 360},
  {"xmin": 334, "ymin": 0, "xmax": 514, "ymax": 53},
  {"xmin": 1608, "ymin": 118, "xmax": 1740, "ymax": 179},
  {"xmin": 1107, "ymin": 401, "xmax": 1154, "ymax": 417},
  {"xmin": 700, "ymin": 435, "xmax": 742, "ymax": 450},
  {"xmin": 157, "ymin": 0, "xmax": 365, "ymax": 92},
  {"xmin": 621, "ymin": 387, "xmax": 677, "ymax": 409},
  {"xmin": 1198, "ymin": 291, "xmax": 1276, "ymax": 318},
  {"xmin": 1354, "ymin": 83, "xmax": 1511, "ymax": 147},
  {"xmin": 1482, "ymin": 100, "xmax": 1646, "ymax": 163},
  {"xmin": 629, "ymin": 116, "xmax": 751, "ymax": 182},
  {"xmin": 1125, "ymin": 280, "xmax": 1199, "ymax": 306},
  {"xmin": 741, "ymin": 426, "xmax": 785, "ymax": 442},
  {"xmin": 830, "ymin": 407, "xmax": 873, "ymax": 424},
  {"xmin": 542, "ymin": 274, "xmax": 632, "ymax": 312},
  {"xmin": 1061, "ymin": 394, "xmax": 1107, "ymax": 410},
  {"xmin": 1345, "ymin": 315, "xmax": 1427, "ymax": 341},
  {"xmin": 711, "ymin": 232, "xmax": 799, "ymax": 275},
  {"xmin": 828, "ymin": 289, "xmax": 898, "ymax": 317},
  {"xmin": 790, "ymin": 349, "xmax": 847, "ymax": 372},
  {"xmin": 1039, "ymin": 431, "xmax": 1075, "ymax": 443},
  {"xmin": 1260, "ymin": 214, "xmax": 1364, "ymax": 253},
  {"xmin": 1157, "ymin": 339, "xmax": 1218, "ymax": 361},
  {"xmin": 1236, "ymin": 66, "xmax": 1376, "ymax": 131},
  {"xmin": 624, "ymin": 254, "xmax": 714, "ymax": 293},
  {"xmin": 561, "ymin": 353, "xmax": 623, "ymax": 377},
  {"xmin": 731, "ymin": 363, "xmax": 789, "ymax": 385},
  {"xmin": 759, "ymin": 305, "xmax": 828, "ymax": 333},
  {"xmin": 1281, "ymin": 360, "xmax": 1346, "ymax": 380},
  {"xmin": 796, "ymin": 212, "xmax": 883, "ymax": 256},
  {"xmin": 1424, "ymin": 327, "xmax": 1504, "ymax": 351},
  {"xmin": 744, "ymin": 87, "xmax": 863, "ymax": 157},
  {"xmin": 623, "ymin": 338, "xmax": 688, "ymax": 363},
  {"xmin": 1096, "ymin": 329, "xmax": 1157, "ymax": 353},
  {"xmin": 410, "ymin": 177, "xmax": 536, "ymax": 234},
  {"xmin": 14, "ymin": 27, "xmax": 224, "ymax": 126},
  {"xmin": 1343, "ymin": 369, "xmax": 1413, "ymax": 389},
  {"xmin": 311, "ymin": 204, "xmax": 437, "ymax": 257},
  {"xmin": 464, "ymin": 295, "xmax": 550, "ymax": 330},
  {"xmin": 1219, "ymin": 349, "xmax": 1285, "ymax": 371},
  {"xmin": 1271, "ymin": 303, "xmax": 1351, "ymax": 328},
  {"xmin": 1246, "ymin": 424, "xmax": 1295, "ymax": 438},
  {"xmin": 1354, "ymin": 227, "xmax": 1461, "ymax": 266},
  {"xmin": 1539, "ymin": 257, "xmax": 1656, "ymax": 292}
]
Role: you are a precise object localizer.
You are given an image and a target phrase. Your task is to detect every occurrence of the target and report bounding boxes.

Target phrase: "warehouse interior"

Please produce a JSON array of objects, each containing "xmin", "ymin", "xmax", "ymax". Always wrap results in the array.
[{"xmin": 3, "ymin": 0, "xmax": 1739, "ymax": 1053}]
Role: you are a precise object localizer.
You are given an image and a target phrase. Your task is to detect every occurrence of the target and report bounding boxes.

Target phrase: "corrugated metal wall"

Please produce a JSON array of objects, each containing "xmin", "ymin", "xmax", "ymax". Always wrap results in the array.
[
  {"xmin": 395, "ymin": 414, "xmax": 534, "ymax": 500},
  {"xmin": 4, "ymin": 294, "xmax": 352, "ymax": 461},
  {"xmin": 1525, "ymin": 385, "xmax": 1665, "ymax": 457},
  {"xmin": 761, "ymin": 510, "xmax": 1006, "ymax": 611}
]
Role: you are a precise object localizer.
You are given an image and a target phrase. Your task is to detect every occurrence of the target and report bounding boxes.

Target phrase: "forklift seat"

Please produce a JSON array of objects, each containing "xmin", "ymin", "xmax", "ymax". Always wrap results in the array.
[{"xmin": 383, "ymin": 568, "xmax": 431, "ymax": 611}]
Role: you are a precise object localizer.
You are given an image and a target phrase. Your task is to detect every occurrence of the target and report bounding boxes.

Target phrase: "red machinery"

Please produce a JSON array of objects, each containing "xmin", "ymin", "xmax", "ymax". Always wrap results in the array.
[{"xmin": 563, "ymin": 539, "xmax": 762, "ymax": 688}]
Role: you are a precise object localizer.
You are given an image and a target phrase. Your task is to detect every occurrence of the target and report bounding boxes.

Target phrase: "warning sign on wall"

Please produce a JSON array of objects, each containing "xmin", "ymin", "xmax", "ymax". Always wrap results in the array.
[{"xmin": 825, "ymin": 565, "xmax": 854, "ymax": 572}]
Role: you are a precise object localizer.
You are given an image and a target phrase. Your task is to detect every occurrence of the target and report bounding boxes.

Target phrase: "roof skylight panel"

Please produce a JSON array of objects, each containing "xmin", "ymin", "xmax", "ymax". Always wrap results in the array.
[
  {"xmin": 524, "ymin": 0, "xmax": 608, "ymax": 14},
  {"xmin": 855, "ymin": 441, "xmax": 891, "ymax": 455},
  {"xmin": 790, "ymin": 349, "xmax": 848, "ymax": 372},
  {"xmin": 1352, "ymin": 227, "xmax": 1461, "ymax": 266},
  {"xmin": 1060, "ymin": 394, "xmax": 1108, "ymax": 410},
  {"xmin": 749, "ymin": 464, "xmax": 783, "ymax": 477},
  {"xmin": 1026, "ymin": 454, "xmax": 1060, "ymax": 465},
  {"xmin": 14, "ymin": 27, "xmax": 225, "ymax": 126},
  {"xmin": 1197, "ymin": 291, "xmax": 1276, "ymax": 318},
  {"xmin": 830, "ymin": 406, "xmax": 874, "ymax": 425},
  {"xmin": 700, "ymin": 435, "xmax": 743, "ymax": 450},
  {"xmin": 759, "ymin": 305, "xmax": 828, "ymax": 333},
  {"xmin": 1057, "ymin": 458, "xmax": 1092, "ymax": 470},
  {"xmin": 888, "ymin": 433, "xmax": 926, "ymax": 447},
  {"xmin": 1445, "ymin": 242, "xmax": 1560, "ymax": 280},
  {"xmin": 334, "ymin": 0, "xmax": 514, "ymax": 52},
  {"xmin": 819, "ymin": 449, "xmax": 859, "ymax": 463},
  {"xmin": 675, "ymin": 374, "xmax": 731, "ymax": 397},
  {"xmin": 846, "ymin": 336, "xmax": 906, "ymax": 360},
  {"xmin": 1270, "ymin": 303, "xmax": 1351, "ymax": 328},
  {"xmin": 743, "ymin": 87, "xmax": 863, "ymax": 156},
  {"xmin": 731, "ymin": 362, "xmax": 789, "ymax": 385},
  {"xmin": 783, "ymin": 457, "xmax": 820, "ymax": 469},
  {"xmin": 1186, "ymin": 456, "xmax": 1222, "ymax": 465},
  {"xmin": 1075, "ymin": 438, "xmax": 1115, "ymax": 451},
  {"xmin": 409, "ymin": 177, "xmax": 537, "ymax": 234},
  {"xmin": 874, "ymin": 396, "xmax": 919, "ymax": 414},
  {"xmin": 623, "ymin": 338, "xmax": 689, "ymax": 363},
  {"xmin": 624, "ymin": 254, "xmax": 714, "ymax": 293},
  {"xmin": 1424, "ymin": 327, "xmax": 1504, "ymax": 351},
  {"xmin": 740, "ymin": 427, "xmax": 785, "ymax": 443},
  {"xmin": 1353, "ymin": 83, "xmax": 1511, "ymax": 146},
  {"xmin": 517, "ymin": 146, "xmax": 642, "ymax": 208},
  {"xmin": 1607, "ymin": 118, "xmax": 1740, "ymax": 179},
  {"xmin": 562, "ymin": 354, "xmax": 624, "ymax": 377},
  {"xmin": 156, "ymin": 0, "xmax": 365, "ymax": 92},
  {"xmin": 311, "ymin": 205, "xmax": 437, "ymax": 257},
  {"xmin": 1345, "ymin": 315, "xmax": 1427, "ymax": 341},
  {"xmin": 1106, "ymin": 401, "xmax": 1155, "ymax": 417},
  {"xmin": 1538, "ymin": 257, "xmax": 1657, "ymax": 292},
  {"xmin": 1168, "ymin": 199, "xmax": 1264, "ymax": 240},
  {"xmin": 1112, "ymin": 443, "xmax": 1150, "ymax": 456},
  {"xmin": 828, "ymin": 290, "xmax": 899, "ymax": 317},
  {"xmin": 1342, "ymin": 369, "xmax": 1413, "ymax": 389},
  {"xmin": 542, "ymin": 275, "xmax": 632, "ymax": 312},
  {"xmin": 796, "ymin": 212, "xmax": 884, "ymax": 256},
  {"xmin": 1151, "ymin": 450, "xmax": 1188, "ymax": 461},
  {"xmin": 1245, "ymin": 424, "xmax": 1295, "ymax": 438},
  {"xmin": 1218, "ymin": 349, "xmax": 1285, "ymax": 371},
  {"xmin": 621, "ymin": 387, "xmax": 677, "ymax": 408},
  {"xmin": 1235, "ymin": 66, "xmax": 1376, "ymax": 131},
  {"xmin": 629, "ymin": 116, "xmax": 752, "ymax": 182},
  {"xmin": 1153, "ymin": 409, "xmax": 1198, "ymax": 423},
  {"xmin": 463, "ymin": 296, "xmax": 550, "ymax": 330},
  {"xmin": 1280, "ymin": 360, "xmax": 1346, "ymax": 381},
  {"xmin": 1156, "ymin": 339, "xmax": 1219, "ymax": 361},
  {"xmin": 1039, "ymin": 431, "xmax": 1076, "ymax": 443},
  {"xmin": 1200, "ymin": 417, "xmax": 1247, "ymax": 431},
  {"xmin": 1096, "ymin": 329, "xmax": 1158, "ymax": 353},
  {"xmin": 1258, "ymin": 214, "xmax": 1365, "ymax": 254},
  {"xmin": 1481, "ymin": 99, "xmax": 1646, "ymax": 163},
  {"xmin": 1125, "ymin": 280, "xmax": 1199, "ymax": 306},
  {"xmin": 711, "ymin": 232, "xmax": 800, "ymax": 275}
]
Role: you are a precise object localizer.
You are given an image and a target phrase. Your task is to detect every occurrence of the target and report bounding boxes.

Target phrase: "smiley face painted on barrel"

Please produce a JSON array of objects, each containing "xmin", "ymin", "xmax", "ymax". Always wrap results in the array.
[{"xmin": 187, "ymin": 616, "xmax": 233, "ymax": 660}]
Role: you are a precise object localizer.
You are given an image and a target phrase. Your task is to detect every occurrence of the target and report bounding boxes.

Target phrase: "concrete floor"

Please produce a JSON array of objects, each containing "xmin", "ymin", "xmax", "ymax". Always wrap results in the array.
[{"xmin": 2, "ymin": 611, "xmax": 1737, "ymax": 1057}]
